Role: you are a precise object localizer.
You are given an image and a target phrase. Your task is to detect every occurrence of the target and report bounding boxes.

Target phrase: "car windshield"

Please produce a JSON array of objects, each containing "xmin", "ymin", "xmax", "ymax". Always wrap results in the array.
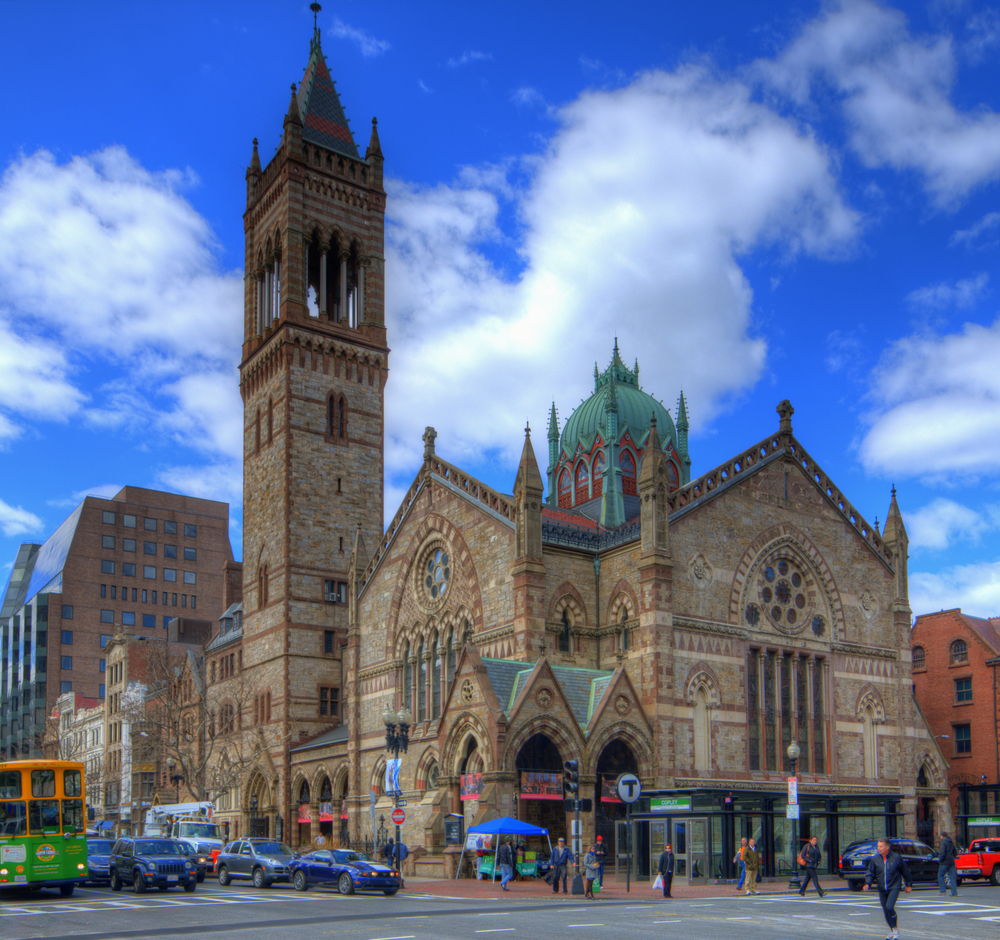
[
  {"xmin": 136, "ymin": 840, "xmax": 183, "ymax": 856},
  {"xmin": 87, "ymin": 840, "xmax": 115, "ymax": 856},
  {"xmin": 177, "ymin": 823, "xmax": 221, "ymax": 839},
  {"xmin": 335, "ymin": 851, "xmax": 372, "ymax": 864},
  {"xmin": 253, "ymin": 842, "xmax": 292, "ymax": 856}
]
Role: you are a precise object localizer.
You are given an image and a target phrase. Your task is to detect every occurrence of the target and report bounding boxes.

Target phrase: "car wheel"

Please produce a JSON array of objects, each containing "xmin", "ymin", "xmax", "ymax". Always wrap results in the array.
[
  {"xmin": 183, "ymin": 880, "xmax": 197, "ymax": 893},
  {"xmin": 383, "ymin": 888, "xmax": 398, "ymax": 896},
  {"xmin": 252, "ymin": 867, "xmax": 268, "ymax": 889},
  {"xmin": 991, "ymin": 868, "xmax": 1000, "ymax": 887},
  {"xmin": 133, "ymin": 871, "xmax": 147, "ymax": 894},
  {"xmin": 848, "ymin": 880, "xmax": 863, "ymax": 892},
  {"xmin": 338, "ymin": 872, "xmax": 355, "ymax": 895},
  {"xmin": 60, "ymin": 884, "xmax": 75, "ymax": 898},
  {"xmin": 196, "ymin": 872, "xmax": 205, "ymax": 884},
  {"xmin": 293, "ymin": 871, "xmax": 308, "ymax": 892},
  {"xmin": 217, "ymin": 865, "xmax": 231, "ymax": 886},
  {"xmin": 110, "ymin": 870, "xmax": 122, "ymax": 892}
]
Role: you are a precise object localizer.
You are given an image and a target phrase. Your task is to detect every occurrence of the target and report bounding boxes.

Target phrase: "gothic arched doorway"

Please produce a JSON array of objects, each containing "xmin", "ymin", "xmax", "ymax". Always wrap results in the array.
[
  {"xmin": 515, "ymin": 733, "xmax": 565, "ymax": 837},
  {"xmin": 916, "ymin": 764, "xmax": 935, "ymax": 846},
  {"xmin": 595, "ymin": 739, "xmax": 639, "ymax": 845}
]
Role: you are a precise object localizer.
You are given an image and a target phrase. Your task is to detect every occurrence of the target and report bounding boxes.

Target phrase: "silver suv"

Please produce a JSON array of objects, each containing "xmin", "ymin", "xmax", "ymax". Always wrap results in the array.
[{"xmin": 216, "ymin": 838, "xmax": 296, "ymax": 888}]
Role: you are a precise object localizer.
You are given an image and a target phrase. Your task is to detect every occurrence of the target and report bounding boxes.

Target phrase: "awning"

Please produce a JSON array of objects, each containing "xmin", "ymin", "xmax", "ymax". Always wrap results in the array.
[{"xmin": 95, "ymin": 820, "xmax": 115, "ymax": 830}]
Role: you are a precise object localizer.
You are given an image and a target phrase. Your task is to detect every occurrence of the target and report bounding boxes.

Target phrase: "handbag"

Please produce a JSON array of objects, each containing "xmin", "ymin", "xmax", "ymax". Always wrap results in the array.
[
  {"xmin": 544, "ymin": 870, "xmax": 555, "ymax": 885},
  {"xmin": 798, "ymin": 851, "xmax": 807, "ymax": 868},
  {"xmin": 652, "ymin": 873, "xmax": 663, "ymax": 890}
]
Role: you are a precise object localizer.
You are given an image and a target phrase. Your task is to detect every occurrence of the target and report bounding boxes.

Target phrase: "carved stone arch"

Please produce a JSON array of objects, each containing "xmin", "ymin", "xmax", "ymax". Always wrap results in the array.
[
  {"xmin": 271, "ymin": 224, "xmax": 283, "ymax": 257},
  {"xmin": 607, "ymin": 580, "xmax": 638, "ymax": 623},
  {"xmin": 856, "ymin": 684, "xmax": 886, "ymax": 722},
  {"xmin": 331, "ymin": 762, "xmax": 349, "ymax": 800},
  {"xmin": 310, "ymin": 764, "xmax": 332, "ymax": 796},
  {"xmin": 732, "ymin": 524, "xmax": 845, "ymax": 639},
  {"xmin": 586, "ymin": 722, "xmax": 654, "ymax": 779},
  {"xmin": 244, "ymin": 768, "xmax": 273, "ymax": 812},
  {"xmin": 684, "ymin": 662, "xmax": 722, "ymax": 706},
  {"xmin": 291, "ymin": 771, "xmax": 312, "ymax": 805},
  {"xmin": 413, "ymin": 745, "xmax": 440, "ymax": 790},
  {"xmin": 917, "ymin": 751, "xmax": 945, "ymax": 789},
  {"xmin": 370, "ymin": 756, "xmax": 387, "ymax": 795},
  {"xmin": 502, "ymin": 715, "xmax": 584, "ymax": 774},
  {"xmin": 548, "ymin": 583, "xmax": 587, "ymax": 626},
  {"xmin": 442, "ymin": 712, "xmax": 493, "ymax": 777}
]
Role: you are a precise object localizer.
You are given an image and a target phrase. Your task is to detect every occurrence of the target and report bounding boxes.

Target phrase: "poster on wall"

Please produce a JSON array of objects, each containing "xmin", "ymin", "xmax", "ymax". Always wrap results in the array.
[
  {"xmin": 297, "ymin": 804, "xmax": 312, "ymax": 823},
  {"xmin": 319, "ymin": 802, "xmax": 334, "ymax": 822},
  {"xmin": 460, "ymin": 772, "xmax": 484, "ymax": 800},
  {"xmin": 465, "ymin": 832, "xmax": 493, "ymax": 851},
  {"xmin": 601, "ymin": 776, "xmax": 622, "ymax": 803},
  {"xmin": 519, "ymin": 771, "xmax": 563, "ymax": 800}
]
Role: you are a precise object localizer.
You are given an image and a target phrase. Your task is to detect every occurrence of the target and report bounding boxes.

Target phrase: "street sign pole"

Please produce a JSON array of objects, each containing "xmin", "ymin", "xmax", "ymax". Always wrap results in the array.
[{"xmin": 614, "ymin": 773, "xmax": 641, "ymax": 895}]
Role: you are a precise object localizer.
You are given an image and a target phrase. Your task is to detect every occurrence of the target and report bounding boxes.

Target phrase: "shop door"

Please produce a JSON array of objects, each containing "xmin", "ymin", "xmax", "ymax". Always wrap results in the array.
[{"xmin": 673, "ymin": 817, "xmax": 709, "ymax": 883}]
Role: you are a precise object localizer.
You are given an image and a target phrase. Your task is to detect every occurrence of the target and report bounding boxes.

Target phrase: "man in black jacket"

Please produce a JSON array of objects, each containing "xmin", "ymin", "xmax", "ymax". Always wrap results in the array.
[
  {"xmin": 657, "ymin": 843, "xmax": 675, "ymax": 898},
  {"xmin": 863, "ymin": 838, "xmax": 911, "ymax": 940},
  {"xmin": 798, "ymin": 836, "xmax": 825, "ymax": 897},
  {"xmin": 937, "ymin": 833, "xmax": 958, "ymax": 896}
]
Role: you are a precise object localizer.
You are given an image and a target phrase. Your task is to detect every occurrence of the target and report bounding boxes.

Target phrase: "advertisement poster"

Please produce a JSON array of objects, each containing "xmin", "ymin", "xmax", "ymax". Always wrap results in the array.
[
  {"xmin": 519, "ymin": 771, "xmax": 563, "ymax": 800},
  {"xmin": 385, "ymin": 758, "xmax": 401, "ymax": 795},
  {"xmin": 460, "ymin": 772, "xmax": 483, "ymax": 801},
  {"xmin": 297, "ymin": 804, "xmax": 312, "ymax": 823},
  {"xmin": 319, "ymin": 801, "xmax": 334, "ymax": 822},
  {"xmin": 465, "ymin": 832, "xmax": 493, "ymax": 851},
  {"xmin": 601, "ymin": 776, "xmax": 622, "ymax": 803}
]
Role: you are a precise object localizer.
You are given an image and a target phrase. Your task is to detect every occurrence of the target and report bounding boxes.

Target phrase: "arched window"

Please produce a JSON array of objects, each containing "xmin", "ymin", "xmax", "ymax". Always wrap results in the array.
[
  {"xmin": 912, "ymin": 646, "xmax": 925, "ymax": 670},
  {"xmin": 620, "ymin": 450, "xmax": 636, "ymax": 495},
  {"xmin": 338, "ymin": 397, "xmax": 346, "ymax": 440},
  {"xmin": 574, "ymin": 461, "xmax": 590, "ymax": 503},
  {"xmin": 620, "ymin": 605, "xmax": 630, "ymax": 650},
  {"xmin": 267, "ymin": 398, "xmax": 273, "ymax": 445},
  {"xmin": 558, "ymin": 469, "xmax": 571, "ymax": 508},
  {"xmin": 950, "ymin": 640, "xmax": 968, "ymax": 664},
  {"xmin": 592, "ymin": 452, "xmax": 605, "ymax": 498},
  {"xmin": 258, "ymin": 564, "xmax": 268, "ymax": 610},
  {"xmin": 403, "ymin": 642, "xmax": 412, "ymax": 714},
  {"xmin": 446, "ymin": 628, "xmax": 456, "ymax": 686},
  {"xmin": 694, "ymin": 687, "xmax": 711, "ymax": 771},
  {"xmin": 298, "ymin": 779, "xmax": 310, "ymax": 805},
  {"xmin": 432, "ymin": 636, "xmax": 441, "ymax": 719},
  {"xmin": 559, "ymin": 609, "xmax": 571, "ymax": 653},
  {"xmin": 328, "ymin": 396, "xmax": 335, "ymax": 436},
  {"xmin": 423, "ymin": 760, "xmax": 439, "ymax": 790},
  {"xmin": 863, "ymin": 704, "xmax": 878, "ymax": 778},
  {"xmin": 418, "ymin": 640, "xmax": 426, "ymax": 721},
  {"xmin": 255, "ymin": 408, "xmax": 261, "ymax": 455}
]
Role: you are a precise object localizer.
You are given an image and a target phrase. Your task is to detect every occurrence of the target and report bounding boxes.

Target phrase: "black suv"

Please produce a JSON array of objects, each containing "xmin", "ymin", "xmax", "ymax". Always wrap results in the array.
[
  {"xmin": 109, "ymin": 837, "xmax": 198, "ymax": 893},
  {"xmin": 839, "ymin": 838, "xmax": 940, "ymax": 890}
]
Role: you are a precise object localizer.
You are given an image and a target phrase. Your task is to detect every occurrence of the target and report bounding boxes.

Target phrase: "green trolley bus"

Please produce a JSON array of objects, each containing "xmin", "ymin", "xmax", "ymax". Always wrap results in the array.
[{"xmin": 0, "ymin": 759, "xmax": 88, "ymax": 896}]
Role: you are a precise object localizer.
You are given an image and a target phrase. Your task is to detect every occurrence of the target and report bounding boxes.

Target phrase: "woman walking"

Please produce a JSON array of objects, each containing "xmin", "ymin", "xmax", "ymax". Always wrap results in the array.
[
  {"xmin": 583, "ymin": 844, "xmax": 600, "ymax": 899},
  {"xmin": 734, "ymin": 837, "xmax": 747, "ymax": 893}
]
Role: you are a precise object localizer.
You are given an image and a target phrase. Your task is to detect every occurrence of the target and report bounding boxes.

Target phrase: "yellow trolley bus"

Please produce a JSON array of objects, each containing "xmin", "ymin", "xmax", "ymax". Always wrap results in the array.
[{"xmin": 0, "ymin": 759, "xmax": 88, "ymax": 896}]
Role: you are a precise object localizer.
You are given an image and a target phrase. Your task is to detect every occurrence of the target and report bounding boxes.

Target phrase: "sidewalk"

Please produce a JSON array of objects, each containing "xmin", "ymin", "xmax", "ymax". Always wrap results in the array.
[{"xmin": 404, "ymin": 873, "xmax": 849, "ymax": 901}]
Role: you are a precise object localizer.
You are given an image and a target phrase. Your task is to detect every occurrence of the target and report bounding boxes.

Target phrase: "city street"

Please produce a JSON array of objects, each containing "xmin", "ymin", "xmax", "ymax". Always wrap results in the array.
[{"xmin": 3, "ymin": 882, "xmax": 999, "ymax": 940}]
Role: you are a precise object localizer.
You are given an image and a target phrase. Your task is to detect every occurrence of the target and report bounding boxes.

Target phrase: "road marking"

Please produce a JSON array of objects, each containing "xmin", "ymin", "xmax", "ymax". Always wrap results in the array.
[
  {"xmin": 653, "ymin": 920, "xmax": 684, "ymax": 924},
  {"xmin": 566, "ymin": 925, "xmax": 603, "ymax": 928},
  {"xmin": 474, "ymin": 930, "xmax": 516, "ymax": 934},
  {"xmin": 725, "ymin": 916, "xmax": 753, "ymax": 920},
  {"xmin": 368, "ymin": 936, "xmax": 416, "ymax": 940}
]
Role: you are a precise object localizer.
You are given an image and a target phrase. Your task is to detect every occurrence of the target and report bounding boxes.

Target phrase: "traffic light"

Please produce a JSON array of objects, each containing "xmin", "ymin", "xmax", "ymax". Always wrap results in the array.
[{"xmin": 563, "ymin": 760, "xmax": 579, "ymax": 797}]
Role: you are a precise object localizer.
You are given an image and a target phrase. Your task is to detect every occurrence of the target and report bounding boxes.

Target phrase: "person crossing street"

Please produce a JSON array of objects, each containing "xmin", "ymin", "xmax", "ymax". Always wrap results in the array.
[
  {"xmin": 798, "ymin": 836, "xmax": 825, "ymax": 897},
  {"xmin": 863, "ymin": 836, "xmax": 912, "ymax": 940}
]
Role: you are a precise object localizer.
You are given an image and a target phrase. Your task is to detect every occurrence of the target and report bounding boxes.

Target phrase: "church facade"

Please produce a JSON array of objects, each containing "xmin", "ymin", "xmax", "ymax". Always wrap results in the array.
[{"xmin": 230, "ymin": 20, "xmax": 947, "ymax": 883}]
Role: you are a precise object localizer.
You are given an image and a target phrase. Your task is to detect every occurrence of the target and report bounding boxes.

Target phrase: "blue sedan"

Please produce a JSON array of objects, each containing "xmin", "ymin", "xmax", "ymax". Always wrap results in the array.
[
  {"xmin": 289, "ymin": 849, "xmax": 401, "ymax": 895},
  {"xmin": 85, "ymin": 838, "xmax": 116, "ymax": 884}
]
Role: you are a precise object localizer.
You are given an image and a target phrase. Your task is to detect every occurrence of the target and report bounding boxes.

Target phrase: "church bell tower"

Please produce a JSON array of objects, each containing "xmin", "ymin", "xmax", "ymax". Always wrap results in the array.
[{"xmin": 239, "ymin": 7, "xmax": 388, "ymax": 745}]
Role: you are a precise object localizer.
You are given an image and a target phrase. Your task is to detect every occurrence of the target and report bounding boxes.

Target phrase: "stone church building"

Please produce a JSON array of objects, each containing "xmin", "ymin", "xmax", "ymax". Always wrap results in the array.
[{"xmin": 230, "ymin": 19, "xmax": 947, "ymax": 883}]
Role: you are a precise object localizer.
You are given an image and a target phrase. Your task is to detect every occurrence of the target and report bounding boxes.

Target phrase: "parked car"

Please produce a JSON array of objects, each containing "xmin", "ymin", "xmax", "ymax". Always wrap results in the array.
[
  {"xmin": 108, "ymin": 837, "xmax": 198, "ymax": 893},
  {"xmin": 216, "ymin": 839, "xmax": 296, "ymax": 888},
  {"xmin": 839, "ymin": 838, "xmax": 940, "ymax": 890},
  {"xmin": 289, "ymin": 848, "xmax": 401, "ymax": 895},
  {"xmin": 956, "ymin": 838, "xmax": 1000, "ymax": 887},
  {"xmin": 85, "ymin": 838, "xmax": 116, "ymax": 884}
]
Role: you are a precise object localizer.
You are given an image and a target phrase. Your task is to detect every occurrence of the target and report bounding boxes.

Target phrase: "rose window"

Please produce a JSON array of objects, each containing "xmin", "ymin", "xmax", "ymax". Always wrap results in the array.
[
  {"xmin": 748, "ymin": 554, "xmax": 823, "ymax": 635},
  {"xmin": 425, "ymin": 549, "xmax": 450, "ymax": 600}
]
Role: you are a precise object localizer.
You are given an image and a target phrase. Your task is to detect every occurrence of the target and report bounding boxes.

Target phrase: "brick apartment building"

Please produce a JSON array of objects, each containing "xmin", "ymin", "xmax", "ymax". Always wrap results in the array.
[
  {"xmin": 911, "ymin": 609, "xmax": 1000, "ymax": 843},
  {"xmin": 0, "ymin": 486, "xmax": 233, "ymax": 758}
]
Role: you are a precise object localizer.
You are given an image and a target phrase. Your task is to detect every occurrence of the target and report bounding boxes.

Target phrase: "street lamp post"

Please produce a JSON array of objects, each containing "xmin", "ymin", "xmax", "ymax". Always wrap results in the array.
[
  {"xmin": 383, "ymin": 705, "xmax": 412, "ymax": 882},
  {"xmin": 787, "ymin": 742, "xmax": 801, "ymax": 891},
  {"xmin": 250, "ymin": 793, "xmax": 259, "ymax": 838},
  {"xmin": 167, "ymin": 758, "xmax": 184, "ymax": 803}
]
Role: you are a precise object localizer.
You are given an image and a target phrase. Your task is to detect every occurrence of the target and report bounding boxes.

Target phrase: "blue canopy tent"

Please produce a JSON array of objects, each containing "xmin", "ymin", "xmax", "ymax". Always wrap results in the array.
[{"xmin": 457, "ymin": 816, "xmax": 552, "ymax": 880}]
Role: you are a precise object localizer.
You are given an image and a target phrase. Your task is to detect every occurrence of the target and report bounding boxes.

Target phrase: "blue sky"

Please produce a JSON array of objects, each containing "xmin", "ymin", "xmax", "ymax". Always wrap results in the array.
[{"xmin": 2, "ymin": 0, "xmax": 1000, "ymax": 619}]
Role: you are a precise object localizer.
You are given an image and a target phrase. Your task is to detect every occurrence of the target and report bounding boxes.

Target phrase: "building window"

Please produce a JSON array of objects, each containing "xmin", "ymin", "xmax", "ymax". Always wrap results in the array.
[
  {"xmin": 184, "ymin": 524, "xmax": 197, "ymax": 538},
  {"xmin": 912, "ymin": 646, "xmax": 925, "ymax": 670},
  {"xmin": 163, "ymin": 616, "xmax": 172, "ymax": 628},
  {"xmin": 102, "ymin": 511, "xmax": 116, "ymax": 524},
  {"xmin": 99, "ymin": 684, "xmax": 105, "ymax": 698},
  {"xmin": 191, "ymin": 595, "xmax": 196, "ymax": 609},
  {"xmin": 164, "ymin": 544, "xmax": 177, "ymax": 558},
  {"xmin": 164, "ymin": 520, "xmax": 177, "ymax": 534},
  {"xmin": 950, "ymin": 640, "xmax": 968, "ymax": 664},
  {"xmin": 163, "ymin": 568, "xmax": 177, "ymax": 582},
  {"xmin": 110, "ymin": 586, "xmax": 116, "ymax": 599},
  {"xmin": 183, "ymin": 571, "xmax": 196, "ymax": 585},
  {"xmin": 62, "ymin": 630, "xmax": 73, "ymax": 644},
  {"xmin": 955, "ymin": 723, "xmax": 971, "ymax": 754},
  {"xmin": 100, "ymin": 635, "xmax": 111, "ymax": 648},
  {"xmin": 123, "ymin": 514, "xmax": 136, "ymax": 528},
  {"xmin": 184, "ymin": 547, "xmax": 197, "ymax": 561},
  {"xmin": 122, "ymin": 612, "xmax": 135, "ymax": 626},
  {"xmin": 324, "ymin": 579, "xmax": 347, "ymax": 603},
  {"xmin": 559, "ymin": 609, "xmax": 571, "ymax": 653},
  {"xmin": 143, "ymin": 565, "xmax": 156, "ymax": 579},
  {"xmin": 144, "ymin": 517, "xmax": 157, "ymax": 532},
  {"xmin": 324, "ymin": 630, "xmax": 335, "ymax": 654},
  {"xmin": 140, "ymin": 773, "xmax": 155, "ymax": 798},
  {"xmin": 61, "ymin": 681, "xmax": 72, "ymax": 694},
  {"xmin": 143, "ymin": 614, "xmax": 155, "ymax": 628},
  {"xmin": 102, "ymin": 535, "xmax": 115, "ymax": 549},
  {"xmin": 61, "ymin": 656, "xmax": 72, "ymax": 670},
  {"xmin": 123, "ymin": 563, "xmax": 135, "ymax": 577},
  {"xmin": 101, "ymin": 560, "xmax": 115, "ymax": 574},
  {"xmin": 101, "ymin": 584, "xmax": 106, "ymax": 597},
  {"xmin": 61, "ymin": 605, "xmax": 74, "ymax": 619},
  {"xmin": 144, "ymin": 541, "xmax": 157, "ymax": 555},
  {"xmin": 320, "ymin": 687, "xmax": 339, "ymax": 717},
  {"xmin": 123, "ymin": 538, "xmax": 136, "ymax": 552},
  {"xmin": 100, "ymin": 659, "xmax": 106, "ymax": 673},
  {"xmin": 955, "ymin": 677, "xmax": 973, "ymax": 703}
]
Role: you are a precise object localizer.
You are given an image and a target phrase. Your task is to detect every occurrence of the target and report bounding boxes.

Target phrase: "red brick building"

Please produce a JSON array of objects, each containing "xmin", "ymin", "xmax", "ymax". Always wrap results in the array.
[{"xmin": 911, "ymin": 609, "xmax": 1000, "ymax": 842}]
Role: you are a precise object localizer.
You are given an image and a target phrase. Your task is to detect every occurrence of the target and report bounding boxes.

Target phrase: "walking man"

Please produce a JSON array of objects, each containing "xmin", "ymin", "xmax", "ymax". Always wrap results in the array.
[
  {"xmin": 798, "ymin": 836, "xmax": 825, "ymax": 897},
  {"xmin": 743, "ymin": 838, "xmax": 761, "ymax": 895},
  {"xmin": 550, "ymin": 838, "xmax": 572, "ymax": 894},
  {"xmin": 497, "ymin": 836, "xmax": 514, "ymax": 892},
  {"xmin": 937, "ymin": 832, "xmax": 958, "ymax": 897},
  {"xmin": 863, "ymin": 836, "xmax": 912, "ymax": 940},
  {"xmin": 734, "ymin": 837, "xmax": 748, "ymax": 892},
  {"xmin": 594, "ymin": 835, "xmax": 607, "ymax": 886},
  {"xmin": 657, "ymin": 842, "xmax": 675, "ymax": 898}
]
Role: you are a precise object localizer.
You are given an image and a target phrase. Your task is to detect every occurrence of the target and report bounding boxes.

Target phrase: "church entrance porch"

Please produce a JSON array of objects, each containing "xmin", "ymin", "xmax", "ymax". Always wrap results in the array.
[{"xmin": 515, "ymin": 733, "xmax": 566, "ymax": 839}]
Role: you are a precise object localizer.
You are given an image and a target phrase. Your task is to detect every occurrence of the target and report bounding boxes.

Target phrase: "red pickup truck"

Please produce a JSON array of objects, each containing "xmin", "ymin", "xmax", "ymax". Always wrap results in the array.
[{"xmin": 956, "ymin": 838, "xmax": 1000, "ymax": 886}]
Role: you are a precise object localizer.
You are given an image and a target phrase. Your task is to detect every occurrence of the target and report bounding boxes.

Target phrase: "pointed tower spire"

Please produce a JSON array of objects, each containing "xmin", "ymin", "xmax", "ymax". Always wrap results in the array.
[
  {"xmin": 594, "ymin": 361, "xmax": 600, "ymax": 391},
  {"xmin": 366, "ymin": 117, "xmax": 384, "ymax": 192},
  {"xmin": 546, "ymin": 402, "xmax": 560, "ymax": 506},
  {"xmin": 246, "ymin": 138, "xmax": 262, "ymax": 207},
  {"xmin": 676, "ymin": 390, "xmax": 691, "ymax": 484},
  {"xmin": 514, "ymin": 423, "xmax": 544, "ymax": 560},
  {"xmin": 882, "ymin": 486, "xmax": 909, "ymax": 607},
  {"xmin": 638, "ymin": 414, "xmax": 670, "ymax": 556},
  {"xmin": 284, "ymin": 82, "xmax": 303, "ymax": 154}
]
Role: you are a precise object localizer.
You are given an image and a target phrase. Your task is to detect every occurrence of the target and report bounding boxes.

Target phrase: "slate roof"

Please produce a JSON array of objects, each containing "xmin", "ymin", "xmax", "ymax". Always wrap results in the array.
[
  {"xmin": 481, "ymin": 657, "xmax": 616, "ymax": 731},
  {"xmin": 290, "ymin": 723, "xmax": 349, "ymax": 753},
  {"xmin": 298, "ymin": 37, "xmax": 359, "ymax": 159}
]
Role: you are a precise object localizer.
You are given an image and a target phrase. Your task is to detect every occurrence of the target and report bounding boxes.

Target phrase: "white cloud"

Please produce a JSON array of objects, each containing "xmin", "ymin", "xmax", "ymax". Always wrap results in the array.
[
  {"xmin": 448, "ymin": 50, "xmax": 492, "ymax": 68},
  {"xmin": 0, "ymin": 498, "xmax": 43, "ymax": 537},
  {"xmin": 910, "ymin": 560, "xmax": 1000, "ymax": 619},
  {"xmin": 329, "ymin": 17, "xmax": 390, "ymax": 57},
  {"xmin": 905, "ymin": 497, "xmax": 997, "ymax": 550},
  {"xmin": 47, "ymin": 484, "xmax": 124, "ymax": 508},
  {"xmin": 859, "ymin": 316, "xmax": 1000, "ymax": 477},
  {"xmin": 906, "ymin": 272, "xmax": 989, "ymax": 310},
  {"xmin": 384, "ymin": 63, "xmax": 859, "ymax": 477},
  {"xmin": 758, "ymin": 0, "xmax": 1000, "ymax": 207},
  {"xmin": 950, "ymin": 211, "xmax": 1000, "ymax": 247},
  {"xmin": 511, "ymin": 87, "xmax": 548, "ymax": 110}
]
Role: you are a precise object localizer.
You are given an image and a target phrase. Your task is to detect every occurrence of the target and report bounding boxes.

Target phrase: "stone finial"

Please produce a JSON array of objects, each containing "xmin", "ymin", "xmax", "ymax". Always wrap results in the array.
[
  {"xmin": 422, "ymin": 426, "xmax": 437, "ymax": 463},
  {"xmin": 777, "ymin": 399, "xmax": 794, "ymax": 433}
]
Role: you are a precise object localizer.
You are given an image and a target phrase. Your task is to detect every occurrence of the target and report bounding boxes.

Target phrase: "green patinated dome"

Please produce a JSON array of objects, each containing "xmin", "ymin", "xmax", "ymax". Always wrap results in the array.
[{"xmin": 560, "ymin": 343, "xmax": 677, "ymax": 458}]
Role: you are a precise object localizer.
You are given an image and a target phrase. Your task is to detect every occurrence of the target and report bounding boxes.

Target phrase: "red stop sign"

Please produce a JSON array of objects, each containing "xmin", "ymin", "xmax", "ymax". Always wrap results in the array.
[{"xmin": 391, "ymin": 808, "xmax": 406, "ymax": 825}]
